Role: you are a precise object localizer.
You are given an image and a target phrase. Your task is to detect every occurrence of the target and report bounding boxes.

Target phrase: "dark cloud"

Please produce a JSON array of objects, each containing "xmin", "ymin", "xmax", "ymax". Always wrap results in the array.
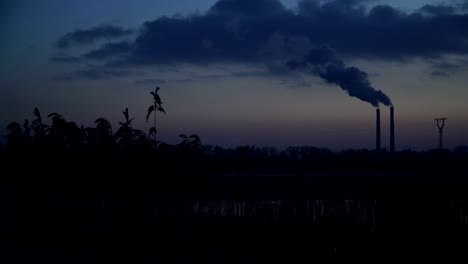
[
  {"xmin": 61, "ymin": 0, "xmax": 468, "ymax": 66},
  {"xmin": 429, "ymin": 59, "xmax": 468, "ymax": 77},
  {"xmin": 50, "ymin": 55, "xmax": 81, "ymax": 63},
  {"xmin": 133, "ymin": 66, "xmax": 283, "ymax": 85},
  {"xmin": 288, "ymin": 46, "xmax": 392, "ymax": 107},
  {"xmin": 431, "ymin": 70, "xmax": 449, "ymax": 77},
  {"xmin": 134, "ymin": 78, "xmax": 167, "ymax": 86},
  {"xmin": 74, "ymin": 68, "xmax": 134, "ymax": 80},
  {"xmin": 462, "ymin": 0, "xmax": 468, "ymax": 9},
  {"xmin": 53, "ymin": 67, "xmax": 136, "ymax": 81},
  {"xmin": 367, "ymin": 4, "xmax": 404, "ymax": 20},
  {"xmin": 432, "ymin": 61, "xmax": 461, "ymax": 71},
  {"xmin": 56, "ymin": 25, "xmax": 133, "ymax": 49},
  {"xmin": 298, "ymin": 0, "xmax": 374, "ymax": 16},
  {"xmin": 418, "ymin": 5, "xmax": 455, "ymax": 16},
  {"xmin": 53, "ymin": 63, "xmax": 149, "ymax": 80},
  {"xmin": 209, "ymin": 0, "xmax": 286, "ymax": 16},
  {"xmin": 83, "ymin": 41, "xmax": 131, "ymax": 59}
]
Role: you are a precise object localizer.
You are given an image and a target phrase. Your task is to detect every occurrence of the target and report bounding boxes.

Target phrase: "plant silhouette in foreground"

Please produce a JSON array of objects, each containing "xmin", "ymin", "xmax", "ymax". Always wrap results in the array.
[
  {"xmin": 179, "ymin": 134, "xmax": 201, "ymax": 150},
  {"xmin": 146, "ymin": 87, "xmax": 166, "ymax": 144},
  {"xmin": 115, "ymin": 108, "xmax": 136, "ymax": 148},
  {"xmin": 31, "ymin": 107, "xmax": 48, "ymax": 143},
  {"xmin": 5, "ymin": 121, "xmax": 25, "ymax": 147}
]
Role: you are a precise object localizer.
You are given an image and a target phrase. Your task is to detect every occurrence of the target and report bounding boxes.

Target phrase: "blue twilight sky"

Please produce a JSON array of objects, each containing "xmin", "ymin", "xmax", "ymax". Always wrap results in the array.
[{"xmin": 1, "ymin": 0, "xmax": 468, "ymax": 150}]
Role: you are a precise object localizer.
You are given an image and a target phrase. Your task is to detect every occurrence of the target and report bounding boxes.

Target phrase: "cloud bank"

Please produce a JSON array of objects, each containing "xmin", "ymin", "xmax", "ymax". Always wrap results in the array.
[
  {"xmin": 56, "ymin": 25, "xmax": 133, "ymax": 49},
  {"xmin": 54, "ymin": 0, "xmax": 468, "ymax": 65},
  {"xmin": 52, "ymin": 0, "xmax": 468, "ymax": 105}
]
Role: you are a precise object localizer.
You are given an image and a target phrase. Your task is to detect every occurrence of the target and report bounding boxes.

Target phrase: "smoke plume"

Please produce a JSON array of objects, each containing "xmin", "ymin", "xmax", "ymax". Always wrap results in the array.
[{"xmin": 288, "ymin": 46, "xmax": 392, "ymax": 107}]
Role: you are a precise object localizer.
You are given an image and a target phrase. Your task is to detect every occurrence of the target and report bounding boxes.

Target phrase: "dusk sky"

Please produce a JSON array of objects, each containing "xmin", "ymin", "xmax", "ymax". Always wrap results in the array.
[{"xmin": 1, "ymin": 0, "xmax": 468, "ymax": 150}]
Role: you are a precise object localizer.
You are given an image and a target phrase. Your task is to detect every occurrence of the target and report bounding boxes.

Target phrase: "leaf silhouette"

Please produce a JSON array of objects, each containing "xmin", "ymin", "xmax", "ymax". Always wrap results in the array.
[
  {"xmin": 47, "ymin": 113, "xmax": 60, "ymax": 118},
  {"xmin": 189, "ymin": 134, "xmax": 200, "ymax": 140},
  {"xmin": 95, "ymin": 117, "xmax": 110, "ymax": 126},
  {"xmin": 94, "ymin": 117, "xmax": 112, "ymax": 136},
  {"xmin": 32, "ymin": 107, "xmax": 42, "ymax": 126},
  {"xmin": 114, "ymin": 127, "xmax": 124, "ymax": 139},
  {"xmin": 31, "ymin": 107, "xmax": 47, "ymax": 141},
  {"xmin": 33, "ymin": 107, "xmax": 41, "ymax": 118},
  {"xmin": 122, "ymin": 108, "xmax": 129, "ymax": 122},
  {"xmin": 147, "ymin": 86, "xmax": 166, "ymax": 142},
  {"xmin": 23, "ymin": 119, "xmax": 30, "ymax": 130},
  {"xmin": 133, "ymin": 129, "xmax": 145, "ymax": 137},
  {"xmin": 5, "ymin": 121, "xmax": 24, "ymax": 142},
  {"xmin": 146, "ymin": 105, "xmax": 155, "ymax": 123},
  {"xmin": 7, "ymin": 122, "xmax": 21, "ymax": 132},
  {"xmin": 149, "ymin": 127, "xmax": 157, "ymax": 137}
]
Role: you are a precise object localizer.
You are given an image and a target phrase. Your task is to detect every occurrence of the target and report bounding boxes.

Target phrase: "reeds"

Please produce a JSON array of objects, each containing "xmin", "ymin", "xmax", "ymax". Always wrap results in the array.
[{"xmin": 172, "ymin": 199, "xmax": 377, "ymax": 229}]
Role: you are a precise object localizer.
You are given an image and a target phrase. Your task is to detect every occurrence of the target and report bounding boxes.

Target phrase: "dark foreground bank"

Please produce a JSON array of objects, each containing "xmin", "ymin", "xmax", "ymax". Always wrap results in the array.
[{"xmin": 1, "ymin": 169, "xmax": 468, "ymax": 263}]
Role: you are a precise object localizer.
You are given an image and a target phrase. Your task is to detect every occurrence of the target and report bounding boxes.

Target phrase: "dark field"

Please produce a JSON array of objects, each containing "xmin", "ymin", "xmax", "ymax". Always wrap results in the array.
[{"xmin": 2, "ymin": 169, "xmax": 468, "ymax": 263}]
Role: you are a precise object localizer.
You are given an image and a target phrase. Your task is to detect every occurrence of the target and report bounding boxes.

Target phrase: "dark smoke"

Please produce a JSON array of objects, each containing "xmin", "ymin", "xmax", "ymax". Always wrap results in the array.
[{"xmin": 288, "ymin": 47, "xmax": 392, "ymax": 107}]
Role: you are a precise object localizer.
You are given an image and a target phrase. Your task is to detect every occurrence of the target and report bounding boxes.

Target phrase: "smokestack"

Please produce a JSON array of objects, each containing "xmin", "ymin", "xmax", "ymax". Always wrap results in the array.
[
  {"xmin": 390, "ymin": 106, "xmax": 395, "ymax": 152},
  {"xmin": 376, "ymin": 108, "xmax": 381, "ymax": 151}
]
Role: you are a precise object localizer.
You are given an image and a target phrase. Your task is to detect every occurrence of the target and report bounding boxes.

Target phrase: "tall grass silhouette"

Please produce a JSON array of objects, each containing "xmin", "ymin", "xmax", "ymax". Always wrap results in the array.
[{"xmin": 146, "ymin": 86, "xmax": 166, "ymax": 144}]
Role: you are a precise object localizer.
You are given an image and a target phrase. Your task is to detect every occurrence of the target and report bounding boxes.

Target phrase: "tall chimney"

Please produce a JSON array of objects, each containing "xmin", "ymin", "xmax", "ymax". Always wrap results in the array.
[
  {"xmin": 390, "ymin": 106, "xmax": 395, "ymax": 152},
  {"xmin": 376, "ymin": 108, "xmax": 381, "ymax": 151}
]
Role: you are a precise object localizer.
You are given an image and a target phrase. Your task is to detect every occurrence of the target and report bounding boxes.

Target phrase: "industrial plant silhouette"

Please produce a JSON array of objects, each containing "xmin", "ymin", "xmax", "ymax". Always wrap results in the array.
[{"xmin": 1, "ymin": 87, "xmax": 468, "ymax": 263}]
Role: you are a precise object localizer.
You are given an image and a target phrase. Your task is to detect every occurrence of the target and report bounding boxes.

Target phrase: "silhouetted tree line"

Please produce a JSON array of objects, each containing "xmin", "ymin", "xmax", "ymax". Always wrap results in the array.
[{"xmin": 1, "ymin": 87, "xmax": 468, "ymax": 177}]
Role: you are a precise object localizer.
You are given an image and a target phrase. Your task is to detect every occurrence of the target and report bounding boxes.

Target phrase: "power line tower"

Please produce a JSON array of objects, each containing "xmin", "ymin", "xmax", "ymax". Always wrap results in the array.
[{"xmin": 434, "ymin": 118, "xmax": 447, "ymax": 149}]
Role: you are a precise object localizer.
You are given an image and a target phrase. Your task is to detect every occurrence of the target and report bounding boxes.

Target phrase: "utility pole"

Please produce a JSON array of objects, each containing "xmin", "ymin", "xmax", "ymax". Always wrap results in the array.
[{"xmin": 435, "ymin": 118, "xmax": 447, "ymax": 149}]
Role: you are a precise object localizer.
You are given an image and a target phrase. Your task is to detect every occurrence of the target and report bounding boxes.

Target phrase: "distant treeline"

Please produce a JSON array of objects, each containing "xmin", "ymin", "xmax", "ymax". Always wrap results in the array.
[{"xmin": 1, "ymin": 105, "xmax": 468, "ymax": 176}]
